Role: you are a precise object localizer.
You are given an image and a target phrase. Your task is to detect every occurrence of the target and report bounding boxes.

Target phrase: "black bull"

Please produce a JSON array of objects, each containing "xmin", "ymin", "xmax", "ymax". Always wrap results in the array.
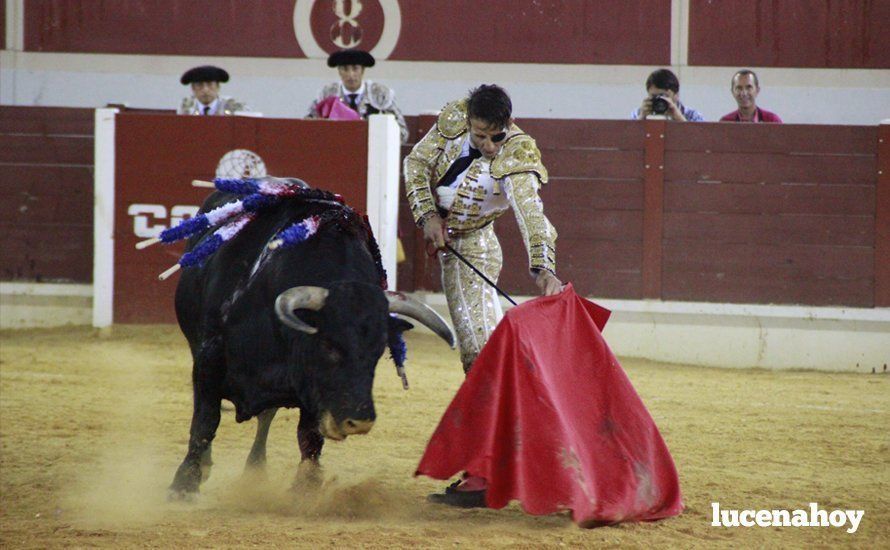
[{"xmin": 169, "ymin": 190, "xmax": 454, "ymax": 499}]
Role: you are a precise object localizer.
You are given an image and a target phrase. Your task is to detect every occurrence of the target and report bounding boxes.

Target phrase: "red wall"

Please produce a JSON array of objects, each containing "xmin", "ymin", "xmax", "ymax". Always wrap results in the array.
[
  {"xmin": 399, "ymin": 118, "xmax": 884, "ymax": 308},
  {"xmin": 399, "ymin": 118, "xmax": 648, "ymax": 300},
  {"xmin": 24, "ymin": 0, "xmax": 304, "ymax": 57},
  {"xmin": 112, "ymin": 114, "xmax": 369, "ymax": 323},
  {"xmin": 3, "ymin": 107, "xmax": 885, "ymax": 309},
  {"xmin": 20, "ymin": 1, "xmax": 887, "ymax": 68},
  {"xmin": 660, "ymin": 123, "xmax": 877, "ymax": 305},
  {"xmin": 689, "ymin": 0, "xmax": 890, "ymax": 68},
  {"xmin": 23, "ymin": 0, "xmax": 667, "ymax": 65},
  {"xmin": 390, "ymin": 1, "xmax": 670, "ymax": 65},
  {"xmin": 0, "ymin": 107, "xmax": 94, "ymax": 282}
]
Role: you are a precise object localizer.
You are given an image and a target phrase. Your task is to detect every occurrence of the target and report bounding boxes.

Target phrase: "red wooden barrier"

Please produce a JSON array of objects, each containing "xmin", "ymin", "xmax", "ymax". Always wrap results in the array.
[
  {"xmin": 3, "ymin": 106, "xmax": 883, "ymax": 310},
  {"xmin": 402, "ymin": 120, "xmax": 882, "ymax": 308},
  {"xmin": 642, "ymin": 120, "xmax": 666, "ymax": 299},
  {"xmin": 661, "ymin": 123, "xmax": 877, "ymax": 307},
  {"xmin": 112, "ymin": 114, "xmax": 369, "ymax": 323},
  {"xmin": 876, "ymin": 124, "xmax": 890, "ymax": 307},
  {"xmin": 0, "ymin": 107, "xmax": 94, "ymax": 282}
]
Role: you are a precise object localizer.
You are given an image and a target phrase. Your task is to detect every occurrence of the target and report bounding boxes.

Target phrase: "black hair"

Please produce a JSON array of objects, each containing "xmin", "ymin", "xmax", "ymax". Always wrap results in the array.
[
  {"xmin": 645, "ymin": 69, "xmax": 680, "ymax": 94},
  {"xmin": 467, "ymin": 84, "xmax": 512, "ymax": 129},
  {"xmin": 732, "ymin": 69, "xmax": 759, "ymax": 88}
]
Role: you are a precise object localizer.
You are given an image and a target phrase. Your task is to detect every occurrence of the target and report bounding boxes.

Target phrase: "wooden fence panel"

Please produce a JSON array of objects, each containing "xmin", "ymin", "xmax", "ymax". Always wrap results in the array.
[
  {"xmin": 3, "ymin": 109, "xmax": 881, "ymax": 309},
  {"xmin": 662, "ymin": 122, "xmax": 877, "ymax": 306},
  {"xmin": 0, "ymin": 107, "xmax": 94, "ymax": 282}
]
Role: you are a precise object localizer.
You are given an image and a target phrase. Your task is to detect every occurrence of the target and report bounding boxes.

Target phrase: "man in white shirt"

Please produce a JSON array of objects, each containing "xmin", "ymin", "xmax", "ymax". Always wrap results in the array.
[
  {"xmin": 306, "ymin": 50, "xmax": 408, "ymax": 143},
  {"xmin": 177, "ymin": 65, "xmax": 249, "ymax": 116}
]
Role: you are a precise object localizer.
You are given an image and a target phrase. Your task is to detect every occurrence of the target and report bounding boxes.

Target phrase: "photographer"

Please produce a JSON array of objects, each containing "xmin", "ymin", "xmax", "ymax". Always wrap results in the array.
[{"xmin": 632, "ymin": 68, "xmax": 704, "ymax": 122}]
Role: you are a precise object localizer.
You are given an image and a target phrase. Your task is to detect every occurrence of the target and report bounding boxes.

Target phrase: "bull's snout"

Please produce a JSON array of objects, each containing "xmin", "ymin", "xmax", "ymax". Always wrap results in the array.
[
  {"xmin": 342, "ymin": 418, "xmax": 374, "ymax": 435},
  {"xmin": 319, "ymin": 411, "xmax": 375, "ymax": 440}
]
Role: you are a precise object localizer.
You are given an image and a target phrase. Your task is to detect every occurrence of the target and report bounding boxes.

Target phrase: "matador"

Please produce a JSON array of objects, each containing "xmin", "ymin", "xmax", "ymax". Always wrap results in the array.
[{"xmin": 404, "ymin": 84, "xmax": 562, "ymax": 375}]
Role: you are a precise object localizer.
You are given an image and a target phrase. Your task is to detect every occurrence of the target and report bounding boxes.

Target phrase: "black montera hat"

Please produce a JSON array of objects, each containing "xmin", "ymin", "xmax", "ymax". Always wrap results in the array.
[
  {"xmin": 327, "ymin": 49, "xmax": 375, "ymax": 68},
  {"xmin": 180, "ymin": 65, "xmax": 230, "ymax": 85}
]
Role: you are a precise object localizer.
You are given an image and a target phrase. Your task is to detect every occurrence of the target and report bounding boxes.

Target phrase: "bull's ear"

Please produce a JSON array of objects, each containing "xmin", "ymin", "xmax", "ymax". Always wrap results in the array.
[{"xmin": 388, "ymin": 316, "xmax": 414, "ymax": 335}]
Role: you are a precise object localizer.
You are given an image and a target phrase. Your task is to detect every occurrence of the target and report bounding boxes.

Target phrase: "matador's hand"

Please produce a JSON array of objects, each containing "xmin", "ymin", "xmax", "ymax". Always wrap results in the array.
[
  {"xmin": 421, "ymin": 214, "xmax": 449, "ymax": 250},
  {"xmin": 535, "ymin": 270, "xmax": 563, "ymax": 296}
]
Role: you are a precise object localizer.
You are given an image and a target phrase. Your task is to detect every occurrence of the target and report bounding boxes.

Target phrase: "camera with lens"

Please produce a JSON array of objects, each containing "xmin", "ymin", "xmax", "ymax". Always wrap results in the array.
[{"xmin": 651, "ymin": 95, "xmax": 670, "ymax": 115}]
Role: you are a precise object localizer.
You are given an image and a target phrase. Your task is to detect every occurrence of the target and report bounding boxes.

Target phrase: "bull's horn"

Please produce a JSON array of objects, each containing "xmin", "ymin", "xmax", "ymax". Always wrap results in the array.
[
  {"xmin": 275, "ymin": 286, "xmax": 329, "ymax": 334},
  {"xmin": 386, "ymin": 291, "xmax": 456, "ymax": 349}
]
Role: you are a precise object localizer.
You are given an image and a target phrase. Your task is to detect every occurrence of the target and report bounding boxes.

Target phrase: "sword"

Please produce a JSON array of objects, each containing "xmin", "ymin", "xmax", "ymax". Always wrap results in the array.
[{"xmin": 444, "ymin": 243, "xmax": 517, "ymax": 306}]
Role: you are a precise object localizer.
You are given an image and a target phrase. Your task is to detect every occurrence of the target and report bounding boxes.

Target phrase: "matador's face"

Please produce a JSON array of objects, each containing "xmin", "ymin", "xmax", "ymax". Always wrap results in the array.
[{"xmin": 468, "ymin": 117, "xmax": 509, "ymax": 160}]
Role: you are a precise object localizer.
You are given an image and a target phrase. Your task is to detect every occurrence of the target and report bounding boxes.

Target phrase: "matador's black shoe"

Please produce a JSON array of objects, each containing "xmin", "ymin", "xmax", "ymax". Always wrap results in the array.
[{"xmin": 427, "ymin": 480, "xmax": 487, "ymax": 508}]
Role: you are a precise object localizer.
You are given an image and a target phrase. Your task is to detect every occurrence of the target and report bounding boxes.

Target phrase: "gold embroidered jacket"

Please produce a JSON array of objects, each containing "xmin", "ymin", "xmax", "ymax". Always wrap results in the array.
[{"xmin": 404, "ymin": 99, "xmax": 556, "ymax": 274}]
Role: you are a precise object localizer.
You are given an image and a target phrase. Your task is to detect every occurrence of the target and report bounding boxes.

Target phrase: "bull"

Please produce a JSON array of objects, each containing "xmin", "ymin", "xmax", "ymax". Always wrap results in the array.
[{"xmin": 168, "ymin": 183, "xmax": 453, "ymax": 499}]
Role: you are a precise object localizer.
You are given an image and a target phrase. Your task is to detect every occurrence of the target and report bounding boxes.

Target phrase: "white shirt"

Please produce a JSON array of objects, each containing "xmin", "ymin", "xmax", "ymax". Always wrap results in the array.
[
  {"xmin": 436, "ymin": 137, "xmax": 510, "ymax": 219},
  {"xmin": 339, "ymin": 81, "xmax": 366, "ymax": 107},
  {"xmin": 197, "ymin": 97, "xmax": 221, "ymax": 115}
]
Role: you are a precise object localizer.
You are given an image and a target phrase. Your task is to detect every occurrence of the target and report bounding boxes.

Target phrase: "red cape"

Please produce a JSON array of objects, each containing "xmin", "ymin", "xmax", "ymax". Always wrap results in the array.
[{"xmin": 416, "ymin": 284, "xmax": 683, "ymax": 526}]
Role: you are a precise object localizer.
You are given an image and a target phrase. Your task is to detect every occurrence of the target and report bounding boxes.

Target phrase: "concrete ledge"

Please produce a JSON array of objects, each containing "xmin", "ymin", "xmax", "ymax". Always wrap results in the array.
[
  {"xmin": 0, "ymin": 282, "xmax": 92, "ymax": 329},
  {"xmin": 412, "ymin": 292, "xmax": 890, "ymax": 373},
  {"xmin": 2, "ymin": 283, "xmax": 886, "ymax": 372}
]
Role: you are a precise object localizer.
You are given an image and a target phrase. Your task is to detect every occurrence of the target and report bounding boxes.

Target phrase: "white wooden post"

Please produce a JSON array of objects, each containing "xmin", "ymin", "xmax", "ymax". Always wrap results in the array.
[
  {"xmin": 365, "ymin": 114, "xmax": 401, "ymax": 290},
  {"xmin": 92, "ymin": 108, "xmax": 118, "ymax": 327}
]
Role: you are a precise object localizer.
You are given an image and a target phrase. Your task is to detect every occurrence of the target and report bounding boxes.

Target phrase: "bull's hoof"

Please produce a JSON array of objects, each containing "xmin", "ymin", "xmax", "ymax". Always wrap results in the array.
[
  {"xmin": 244, "ymin": 445, "xmax": 267, "ymax": 471},
  {"xmin": 166, "ymin": 488, "xmax": 198, "ymax": 502},
  {"xmin": 170, "ymin": 461, "xmax": 203, "ymax": 497},
  {"xmin": 291, "ymin": 461, "xmax": 323, "ymax": 492}
]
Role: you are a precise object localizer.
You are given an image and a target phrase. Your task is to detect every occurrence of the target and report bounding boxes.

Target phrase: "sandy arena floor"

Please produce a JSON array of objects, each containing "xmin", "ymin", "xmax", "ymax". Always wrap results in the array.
[{"xmin": 0, "ymin": 325, "xmax": 887, "ymax": 548}]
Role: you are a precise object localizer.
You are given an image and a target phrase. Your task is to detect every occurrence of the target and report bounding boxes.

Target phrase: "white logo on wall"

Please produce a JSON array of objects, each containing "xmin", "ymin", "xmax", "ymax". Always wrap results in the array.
[
  {"xmin": 128, "ymin": 204, "xmax": 200, "ymax": 238},
  {"xmin": 331, "ymin": 0, "xmax": 363, "ymax": 48},
  {"xmin": 293, "ymin": 0, "xmax": 401, "ymax": 59},
  {"xmin": 216, "ymin": 149, "xmax": 267, "ymax": 179},
  {"xmin": 128, "ymin": 150, "xmax": 267, "ymax": 238}
]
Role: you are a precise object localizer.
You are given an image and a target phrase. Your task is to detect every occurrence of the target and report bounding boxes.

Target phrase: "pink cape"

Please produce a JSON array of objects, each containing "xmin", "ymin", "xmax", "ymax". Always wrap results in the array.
[
  {"xmin": 416, "ymin": 284, "xmax": 683, "ymax": 526},
  {"xmin": 315, "ymin": 96, "xmax": 362, "ymax": 120}
]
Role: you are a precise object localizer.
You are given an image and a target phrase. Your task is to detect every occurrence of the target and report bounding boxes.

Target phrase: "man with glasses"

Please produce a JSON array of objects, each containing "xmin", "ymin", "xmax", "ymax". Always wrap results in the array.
[
  {"xmin": 404, "ymin": 84, "xmax": 562, "ymax": 507},
  {"xmin": 177, "ymin": 65, "xmax": 249, "ymax": 116}
]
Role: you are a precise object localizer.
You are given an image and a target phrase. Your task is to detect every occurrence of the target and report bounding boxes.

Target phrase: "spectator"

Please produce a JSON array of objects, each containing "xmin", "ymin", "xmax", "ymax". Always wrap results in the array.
[
  {"xmin": 307, "ymin": 49, "xmax": 408, "ymax": 144},
  {"xmin": 632, "ymin": 68, "xmax": 704, "ymax": 122},
  {"xmin": 178, "ymin": 65, "xmax": 249, "ymax": 116},
  {"xmin": 720, "ymin": 70, "xmax": 783, "ymax": 123}
]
